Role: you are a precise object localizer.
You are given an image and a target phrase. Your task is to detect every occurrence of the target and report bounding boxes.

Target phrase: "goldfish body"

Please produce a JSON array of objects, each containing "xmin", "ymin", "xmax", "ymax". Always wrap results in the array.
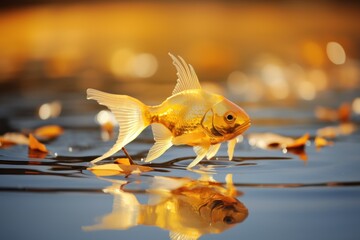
[{"xmin": 87, "ymin": 53, "xmax": 251, "ymax": 168}]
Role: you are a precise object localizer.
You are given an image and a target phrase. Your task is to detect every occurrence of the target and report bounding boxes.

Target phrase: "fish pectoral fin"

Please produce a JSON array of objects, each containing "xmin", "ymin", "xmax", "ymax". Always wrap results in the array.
[
  {"xmin": 206, "ymin": 143, "xmax": 221, "ymax": 160},
  {"xmin": 169, "ymin": 231, "xmax": 199, "ymax": 240},
  {"xmin": 168, "ymin": 53, "xmax": 202, "ymax": 95},
  {"xmin": 187, "ymin": 145, "xmax": 209, "ymax": 169},
  {"xmin": 145, "ymin": 123, "xmax": 173, "ymax": 162},
  {"xmin": 227, "ymin": 137, "xmax": 239, "ymax": 161}
]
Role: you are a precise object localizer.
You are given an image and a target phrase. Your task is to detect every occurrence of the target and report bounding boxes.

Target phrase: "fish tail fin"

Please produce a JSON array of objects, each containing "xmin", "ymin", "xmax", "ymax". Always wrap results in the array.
[{"xmin": 87, "ymin": 88, "xmax": 150, "ymax": 164}]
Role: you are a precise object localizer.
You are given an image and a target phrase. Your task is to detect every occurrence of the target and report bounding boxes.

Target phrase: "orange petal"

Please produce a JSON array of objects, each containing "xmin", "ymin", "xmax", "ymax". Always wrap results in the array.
[
  {"xmin": 338, "ymin": 123, "xmax": 357, "ymax": 135},
  {"xmin": 0, "ymin": 133, "xmax": 29, "ymax": 147},
  {"xmin": 118, "ymin": 165, "xmax": 153, "ymax": 175},
  {"xmin": 317, "ymin": 123, "xmax": 357, "ymax": 138},
  {"xmin": 34, "ymin": 125, "xmax": 63, "ymax": 140},
  {"xmin": 315, "ymin": 103, "xmax": 351, "ymax": 123},
  {"xmin": 315, "ymin": 106, "xmax": 338, "ymax": 122},
  {"xmin": 115, "ymin": 158, "xmax": 131, "ymax": 165},
  {"xmin": 28, "ymin": 134, "xmax": 48, "ymax": 153},
  {"xmin": 315, "ymin": 136, "xmax": 333, "ymax": 150},
  {"xmin": 317, "ymin": 126, "xmax": 337, "ymax": 139},
  {"xmin": 338, "ymin": 103, "xmax": 351, "ymax": 123},
  {"xmin": 87, "ymin": 164, "xmax": 124, "ymax": 176},
  {"xmin": 248, "ymin": 133, "xmax": 294, "ymax": 149},
  {"xmin": 286, "ymin": 133, "xmax": 309, "ymax": 149},
  {"xmin": 88, "ymin": 163, "xmax": 153, "ymax": 177}
]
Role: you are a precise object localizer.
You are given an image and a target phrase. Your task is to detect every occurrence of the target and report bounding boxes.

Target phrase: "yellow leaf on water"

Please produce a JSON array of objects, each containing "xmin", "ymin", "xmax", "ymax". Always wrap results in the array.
[
  {"xmin": 248, "ymin": 132, "xmax": 309, "ymax": 161},
  {"xmin": 314, "ymin": 136, "xmax": 334, "ymax": 150},
  {"xmin": 338, "ymin": 103, "xmax": 351, "ymax": 123},
  {"xmin": 34, "ymin": 125, "xmax": 64, "ymax": 140},
  {"xmin": 315, "ymin": 103, "xmax": 351, "ymax": 123},
  {"xmin": 88, "ymin": 162, "xmax": 153, "ymax": 176},
  {"xmin": 28, "ymin": 134, "xmax": 48, "ymax": 153},
  {"xmin": 0, "ymin": 133, "xmax": 29, "ymax": 147},
  {"xmin": 286, "ymin": 133, "xmax": 309, "ymax": 149},
  {"xmin": 119, "ymin": 165, "xmax": 154, "ymax": 175},
  {"xmin": 115, "ymin": 158, "xmax": 131, "ymax": 165},
  {"xmin": 339, "ymin": 123, "xmax": 357, "ymax": 135},
  {"xmin": 87, "ymin": 164, "xmax": 124, "ymax": 176},
  {"xmin": 248, "ymin": 132, "xmax": 309, "ymax": 150},
  {"xmin": 317, "ymin": 123, "xmax": 357, "ymax": 139}
]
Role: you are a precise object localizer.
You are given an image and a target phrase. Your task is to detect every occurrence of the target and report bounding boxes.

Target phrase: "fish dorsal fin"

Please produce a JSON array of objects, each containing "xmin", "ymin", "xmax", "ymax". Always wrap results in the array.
[
  {"xmin": 145, "ymin": 123, "xmax": 173, "ymax": 162},
  {"xmin": 169, "ymin": 53, "xmax": 201, "ymax": 95},
  {"xmin": 170, "ymin": 231, "xmax": 199, "ymax": 240}
]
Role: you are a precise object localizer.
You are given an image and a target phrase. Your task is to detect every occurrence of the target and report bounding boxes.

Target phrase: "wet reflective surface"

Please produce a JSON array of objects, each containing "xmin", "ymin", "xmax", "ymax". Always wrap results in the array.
[{"xmin": 1, "ymin": 92, "xmax": 360, "ymax": 240}]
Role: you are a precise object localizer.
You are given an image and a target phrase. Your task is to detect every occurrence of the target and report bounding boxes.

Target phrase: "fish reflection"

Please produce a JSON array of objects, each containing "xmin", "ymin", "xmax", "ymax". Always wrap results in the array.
[{"xmin": 83, "ymin": 174, "xmax": 248, "ymax": 239}]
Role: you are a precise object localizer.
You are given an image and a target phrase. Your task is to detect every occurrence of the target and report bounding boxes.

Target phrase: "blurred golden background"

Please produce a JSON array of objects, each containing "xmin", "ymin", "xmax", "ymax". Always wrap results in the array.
[{"xmin": 0, "ymin": 1, "xmax": 359, "ymax": 106}]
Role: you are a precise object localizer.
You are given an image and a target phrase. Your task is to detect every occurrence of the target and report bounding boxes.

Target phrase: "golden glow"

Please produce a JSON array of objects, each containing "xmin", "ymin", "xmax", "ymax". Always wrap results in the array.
[
  {"xmin": 352, "ymin": 98, "xmax": 360, "ymax": 115},
  {"xmin": 131, "ymin": 53, "xmax": 158, "ymax": 78},
  {"xmin": 297, "ymin": 81, "xmax": 316, "ymax": 101},
  {"xmin": 110, "ymin": 50, "xmax": 158, "ymax": 79},
  {"xmin": 261, "ymin": 64, "xmax": 289, "ymax": 99},
  {"xmin": 227, "ymin": 71, "xmax": 249, "ymax": 95},
  {"xmin": 308, "ymin": 69, "xmax": 328, "ymax": 91},
  {"xmin": 202, "ymin": 82, "xmax": 224, "ymax": 95},
  {"xmin": 110, "ymin": 48, "xmax": 135, "ymax": 78},
  {"xmin": 227, "ymin": 71, "xmax": 264, "ymax": 101},
  {"xmin": 302, "ymin": 41, "xmax": 325, "ymax": 67},
  {"xmin": 326, "ymin": 42, "xmax": 346, "ymax": 65},
  {"xmin": 0, "ymin": 2, "xmax": 359, "ymax": 102}
]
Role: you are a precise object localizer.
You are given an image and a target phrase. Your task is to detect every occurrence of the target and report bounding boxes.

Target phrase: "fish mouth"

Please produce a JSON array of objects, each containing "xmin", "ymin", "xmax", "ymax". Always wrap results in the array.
[{"xmin": 234, "ymin": 119, "xmax": 251, "ymax": 136}]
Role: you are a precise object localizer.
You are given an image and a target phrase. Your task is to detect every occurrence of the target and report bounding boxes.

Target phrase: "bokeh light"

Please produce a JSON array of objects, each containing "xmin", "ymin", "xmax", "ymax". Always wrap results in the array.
[
  {"xmin": 302, "ymin": 41, "xmax": 325, "ymax": 67},
  {"xmin": 110, "ymin": 48, "xmax": 135, "ymax": 79},
  {"xmin": 38, "ymin": 101, "xmax": 62, "ymax": 120},
  {"xmin": 326, "ymin": 42, "xmax": 346, "ymax": 65},
  {"xmin": 131, "ymin": 53, "xmax": 158, "ymax": 78},
  {"xmin": 261, "ymin": 64, "xmax": 289, "ymax": 100},
  {"xmin": 227, "ymin": 71, "xmax": 249, "ymax": 95},
  {"xmin": 352, "ymin": 98, "xmax": 360, "ymax": 115},
  {"xmin": 96, "ymin": 110, "xmax": 117, "ymax": 125},
  {"xmin": 307, "ymin": 69, "xmax": 328, "ymax": 91},
  {"xmin": 0, "ymin": 1, "xmax": 358, "ymax": 104},
  {"xmin": 297, "ymin": 81, "xmax": 316, "ymax": 101}
]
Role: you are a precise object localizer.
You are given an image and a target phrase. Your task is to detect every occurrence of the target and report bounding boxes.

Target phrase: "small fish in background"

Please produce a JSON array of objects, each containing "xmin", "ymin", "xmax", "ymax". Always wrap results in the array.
[
  {"xmin": 87, "ymin": 53, "xmax": 251, "ymax": 168},
  {"xmin": 83, "ymin": 174, "xmax": 248, "ymax": 240}
]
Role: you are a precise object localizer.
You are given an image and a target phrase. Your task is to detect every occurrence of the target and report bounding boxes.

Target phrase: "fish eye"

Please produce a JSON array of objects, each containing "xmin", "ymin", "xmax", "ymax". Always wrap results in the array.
[
  {"xmin": 224, "ymin": 112, "xmax": 236, "ymax": 123},
  {"xmin": 223, "ymin": 216, "xmax": 235, "ymax": 224}
]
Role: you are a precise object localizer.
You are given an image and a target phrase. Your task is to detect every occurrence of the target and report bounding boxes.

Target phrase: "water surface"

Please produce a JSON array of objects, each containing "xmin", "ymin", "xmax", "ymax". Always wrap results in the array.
[{"xmin": 1, "ymin": 93, "xmax": 360, "ymax": 240}]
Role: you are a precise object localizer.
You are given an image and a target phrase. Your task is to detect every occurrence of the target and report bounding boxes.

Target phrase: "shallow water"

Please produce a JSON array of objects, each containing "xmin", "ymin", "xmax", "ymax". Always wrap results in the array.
[{"xmin": 1, "ymin": 93, "xmax": 360, "ymax": 240}]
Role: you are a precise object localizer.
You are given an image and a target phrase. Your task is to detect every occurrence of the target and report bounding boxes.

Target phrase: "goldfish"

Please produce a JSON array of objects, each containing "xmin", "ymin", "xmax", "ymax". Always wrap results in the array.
[
  {"xmin": 83, "ymin": 174, "xmax": 248, "ymax": 240},
  {"xmin": 87, "ymin": 53, "xmax": 251, "ymax": 168}
]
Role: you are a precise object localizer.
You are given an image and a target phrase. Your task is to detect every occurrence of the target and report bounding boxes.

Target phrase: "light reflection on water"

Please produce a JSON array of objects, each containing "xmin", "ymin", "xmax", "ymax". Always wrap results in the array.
[{"xmin": 83, "ymin": 174, "xmax": 248, "ymax": 240}]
